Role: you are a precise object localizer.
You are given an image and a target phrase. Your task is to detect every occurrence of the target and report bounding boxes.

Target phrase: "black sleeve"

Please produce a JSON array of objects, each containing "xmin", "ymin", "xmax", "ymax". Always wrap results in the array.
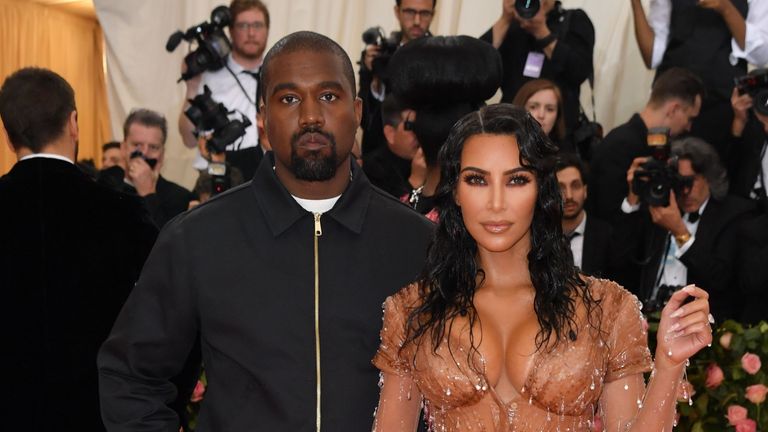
[
  {"xmin": 479, "ymin": 27, "xmax": 493, "ymax": 44},
  {"xmin": 549, "ymin": 9, "xmax": 595, "ymax": 88},
  {"xmin": 98, "ymin": 219, "xmax": 199, "ymax": 431},
  {"xmin": 608, "ymin": 208, "xmax": 647, "ymax": 294}
]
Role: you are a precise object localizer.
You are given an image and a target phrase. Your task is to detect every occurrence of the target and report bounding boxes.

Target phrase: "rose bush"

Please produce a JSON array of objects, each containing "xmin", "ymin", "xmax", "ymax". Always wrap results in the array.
[{"xmin": 647, "ymin": 318, "xmax": 767, "ymax": 431}]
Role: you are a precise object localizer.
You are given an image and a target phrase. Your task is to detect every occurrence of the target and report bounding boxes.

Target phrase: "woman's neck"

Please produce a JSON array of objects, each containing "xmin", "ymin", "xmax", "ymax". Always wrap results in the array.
[{"xmin": 475, "ymin": 246, "xmax": 534, "ymax": 295}]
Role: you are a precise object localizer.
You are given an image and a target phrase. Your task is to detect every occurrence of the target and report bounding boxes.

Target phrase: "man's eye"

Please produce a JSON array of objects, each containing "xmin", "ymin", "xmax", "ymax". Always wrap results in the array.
[
  {"xmin": 281, "ymin": 95, "xmax": 299, "ymax": 104},
  {"xmin": 320, "ymin": 93, "xmax": 338, "ymax": 102}
]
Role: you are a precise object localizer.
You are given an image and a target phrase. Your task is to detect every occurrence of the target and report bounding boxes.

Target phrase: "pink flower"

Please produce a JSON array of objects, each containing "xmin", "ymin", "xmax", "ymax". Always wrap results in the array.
[
  {"xmin": 734, "ymin": 418, "xmax": 757, "ymax": 432},
  {"xmin": 190, "ymin": 379, "xmax": 206, "ymax": 403},
  {"xmin": 719, "ymin": 332, "xmax": 733, "ymax": 349},
  {"xmin": 745, "ymin": 384, "xmax": 768, "ymax": 404},
  {"xmin": 727, "ymin": 405, "xmax": 748, "ymax": 426},
  {"xmin": 741, "ymin": 353, "xmax": 762, "ymax": 375},
  {"xmin": 705, "ymin": 363, "xmax": 725, "ymax": 388},
  {"xmin": 592, "ymin": 414, "xmax": 603, "ymax": 432}
]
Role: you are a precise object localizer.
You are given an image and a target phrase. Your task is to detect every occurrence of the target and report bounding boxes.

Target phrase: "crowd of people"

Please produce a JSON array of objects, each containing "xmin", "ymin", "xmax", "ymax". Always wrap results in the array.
[{"xmin": 1, "ymin": 0, "xmax": 767, "ymax": 431}]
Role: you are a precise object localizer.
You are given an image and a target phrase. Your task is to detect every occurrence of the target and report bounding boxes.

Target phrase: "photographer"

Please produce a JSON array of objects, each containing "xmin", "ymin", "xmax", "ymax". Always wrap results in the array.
[
  {"xmin": 589, "ymin": 67, "xmax": 705, "ymax": 223},
  {"xmin": 358, "ymin": 0, "xmax": 435, "ymax": 157},
  {"xmin": 177, "ymin": 0, "xmax": 269, "ymax": 181},
  {"xmin": 728, "ymin": 68, "xmax": 768, "ymax": 211},
  {"xmin": 480, "ymin": 0, "xmax": 594, "ymax": 138},
  {"xmin": 120, "ymin": 109, "xmax": 194, "ymax": 228},
  {"xmin": 613, "ymin": 137, "xmax": 754, "ymax": 321},
  {"xmin": 630, "ymin": 0, "xmax": 749, "ymax": 157}
]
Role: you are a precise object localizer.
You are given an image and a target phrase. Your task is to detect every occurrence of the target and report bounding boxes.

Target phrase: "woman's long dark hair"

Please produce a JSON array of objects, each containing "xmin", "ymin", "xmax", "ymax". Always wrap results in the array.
[{"xmin": 403, "ymin": 104, "xmax": 599, "ymax": 359}]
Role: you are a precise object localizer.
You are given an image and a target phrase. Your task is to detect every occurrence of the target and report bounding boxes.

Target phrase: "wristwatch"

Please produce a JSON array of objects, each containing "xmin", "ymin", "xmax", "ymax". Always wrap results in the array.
[{"xmin": 674, "ymin": 231, "xmax": 691, "ymax": 247}]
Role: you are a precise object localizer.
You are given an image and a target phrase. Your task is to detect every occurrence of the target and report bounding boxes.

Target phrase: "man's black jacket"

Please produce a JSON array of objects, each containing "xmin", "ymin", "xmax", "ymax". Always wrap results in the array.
[
  {"xmin": 0, "ymin": 158, "xmax": 157, "ymax": 431},
  {"xmin": 612, "ymin": 195, "xmax": 755, "ymax": 320},
  {"xmin": 98, "ymin": 154, "xmax": 434, "ymax": 431},
  {"xmin": 588, "ymin": 113, "xmax": 650, "ymax": 223}
]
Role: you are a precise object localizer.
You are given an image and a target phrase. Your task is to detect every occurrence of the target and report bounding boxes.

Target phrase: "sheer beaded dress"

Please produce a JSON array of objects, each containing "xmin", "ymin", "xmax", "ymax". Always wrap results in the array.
[{"xmin": 373, "ymin": 277, "xmax": 653, "ymax": 431}]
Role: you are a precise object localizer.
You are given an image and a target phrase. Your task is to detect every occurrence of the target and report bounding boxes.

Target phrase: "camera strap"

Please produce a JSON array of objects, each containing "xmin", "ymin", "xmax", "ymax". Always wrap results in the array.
[{"xmin": 226, "ymin": 64, "xmax": 259, "ymax": 108}]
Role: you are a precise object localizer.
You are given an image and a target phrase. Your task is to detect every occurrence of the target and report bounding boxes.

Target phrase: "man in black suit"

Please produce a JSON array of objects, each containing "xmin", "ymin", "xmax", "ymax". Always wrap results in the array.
[
  {"xmin": 553, "ymin": 153, "xmax": 613, "ymax": 278},
  {"xmin": 119, "ymin": 109, "xmax": 194, "ymax": 228},
  {"xmin": 589, "ymin": 67, "xmax": 705, "ymax": 223},
  {"xmin": 0, "ymin": 68, "xmax": 157, "ymax": 430},
  {"xmin": 614, "ymin": 137, "xmax": 754, "ymax": 321}
]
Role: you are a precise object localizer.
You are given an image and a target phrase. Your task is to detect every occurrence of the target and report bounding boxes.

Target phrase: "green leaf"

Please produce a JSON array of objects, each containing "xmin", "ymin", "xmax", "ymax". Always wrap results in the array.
[
  {"xmin": 745, "ymin": 327, "xmax": 761, "ymax": 341},
  {"xmin": 691, "ymin": 421, "xmax": 704, "ymax": 432},
  {"xmin": 695, "ymin": 393, "xmax": 709, "ymax": 414}
]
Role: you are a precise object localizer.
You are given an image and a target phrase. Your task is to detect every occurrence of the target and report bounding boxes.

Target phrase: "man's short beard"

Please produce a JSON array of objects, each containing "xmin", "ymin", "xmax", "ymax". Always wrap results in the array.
[{"xmin": 289, "ymin": 128, "xmax": 339, "ymax": 181}]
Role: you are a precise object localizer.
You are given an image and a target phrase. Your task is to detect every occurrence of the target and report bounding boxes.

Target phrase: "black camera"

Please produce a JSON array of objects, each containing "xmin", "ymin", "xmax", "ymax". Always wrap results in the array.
[
  {"xmin": 129, "ymin": 149, "xmax": 158, "ymax": 169},
  {"xmin": 735, "ymin": 68, "xmax": 768, "ymax": 116},
  {"xmin": 361, "ymin": 27, "xmax": 401, "ymax": 80},
  {"xmin": 631, "ymin": 127, "xmax": 693, "ymax": 207},
  {"xmin": 643, "ymin": 284, "xmax": 682, "ymax": 313},
  {"xmin": 166, "ymin": 5, "xmax": 232, "ymax": 82},
  {"xmin": 185, "ymin": 85, "xmax": 252, "ymax": 154},
  {"xmin": 515, "ymin": 0, "xmax": 541, "ymax": 19}
]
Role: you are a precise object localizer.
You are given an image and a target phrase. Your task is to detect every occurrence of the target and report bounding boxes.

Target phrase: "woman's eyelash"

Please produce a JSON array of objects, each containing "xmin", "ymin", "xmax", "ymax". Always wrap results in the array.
[
  {"xmin": 461, "ymin": 173, "xmax": 531, "ymax": 185},
  {"xmin": 463, "ymin": 174, "xmax": 485, "ymax": 185}
]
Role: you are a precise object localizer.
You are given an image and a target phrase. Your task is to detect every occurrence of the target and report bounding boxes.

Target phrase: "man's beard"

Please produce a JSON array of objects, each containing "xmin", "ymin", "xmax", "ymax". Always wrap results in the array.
[
  {"xmin": 562, "ymin": 200, "xmax": 584, "ymax": 220},
  {"xmin": 289, "ymin": 127, "xmax": 338, "ymax": 181}
]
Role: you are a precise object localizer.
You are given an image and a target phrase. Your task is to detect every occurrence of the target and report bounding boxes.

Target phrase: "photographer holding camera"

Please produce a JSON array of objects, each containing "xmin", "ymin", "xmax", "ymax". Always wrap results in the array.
[
  {"xmin": 358, "ymin": 0, "xmax": 435, "ymax": 157},
  {"xmin": 480, "ymin": 0, "xmax": 594, "ymax": 140},
  {"xmin": 177, "ymin": 0, "xmax": 270, "ymax": 181},
  {"xmin": 613, "ymin": 137, "xmax": 754, "ymax": 321},
  {"xmin": 589, "ymin": 67, "xmax": 705, "ymax": 223},
  {"xmin": 729, "ymin": 68, "xmax": 768, "ymax": 211},
  {"xmin": 121, "ymin": 109, "xmax": 194, "ymax": 228}
]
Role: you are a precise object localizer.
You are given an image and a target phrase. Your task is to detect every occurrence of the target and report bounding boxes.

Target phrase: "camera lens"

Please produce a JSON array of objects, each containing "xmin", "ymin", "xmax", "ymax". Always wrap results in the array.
[{"xmin": 515, "ymin": 0, "xmax": 541, "ymax": 19}]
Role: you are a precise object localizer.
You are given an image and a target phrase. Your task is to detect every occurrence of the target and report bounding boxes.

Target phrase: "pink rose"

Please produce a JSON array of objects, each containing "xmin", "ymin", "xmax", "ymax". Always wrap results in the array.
[
  {"xmin": 705, "ymin": 363, "xmax": 725, "ymax": 388},
  {"xmin": 741, "ymin": 353, "xmax": 762, "ymax": 375},
  {"xmin": 734, "ymin": 418, "xmax": 757, "ymax": 432},
  {"xmin": 745, "ymin": 384, "xmax": 768, "ymax": 404},
  {"xmin": 719, "ymin": 332, "xmax": 733, "ymax": 349},
  {"xmin": 190, "ymin": 379, "xmax": 206, "ymax": 403},
  {"xmin": 727, "ymin": 405, "xmax": 748, "ymax": 426}
]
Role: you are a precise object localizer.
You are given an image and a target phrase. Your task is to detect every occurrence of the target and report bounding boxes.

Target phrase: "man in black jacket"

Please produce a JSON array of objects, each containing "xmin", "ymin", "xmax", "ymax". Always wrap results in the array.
[
  {"xmin": 589, "ymin": 67, "xmax": 705, "ymax": 223},
  {"xmin": 98, "ymin": 31, "xmax": 434, "ymax": 431},
  {"xmin": 0, "ymin": 68, "xmax": 157, "ymax": 431},
  {"xmin": 480, "ymin": 0, "xmax": 594, "ymax": 137},
  {"xmin": 553, "ymin": 153, "xmax": 614, "ymax": 278},
  {"xmin": 614, "ymin": 137, "xmax": 754, "ymax": 321},
  {"xmin": 119, "ymin": 109, "xmax": 194, "ymax": 228}
]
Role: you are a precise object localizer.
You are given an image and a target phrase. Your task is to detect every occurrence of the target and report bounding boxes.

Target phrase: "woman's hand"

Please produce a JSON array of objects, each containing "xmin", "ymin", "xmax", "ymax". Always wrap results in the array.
[{"xmin": 655, "ymin": 285, "xmax": 713, "ymax": 370}]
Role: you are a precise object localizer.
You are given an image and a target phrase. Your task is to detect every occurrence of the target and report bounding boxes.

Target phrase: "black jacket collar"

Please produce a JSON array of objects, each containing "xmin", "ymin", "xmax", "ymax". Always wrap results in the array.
[{"xmin": 251, "ymin": 152, "xmax": 371, "ymax": 237}]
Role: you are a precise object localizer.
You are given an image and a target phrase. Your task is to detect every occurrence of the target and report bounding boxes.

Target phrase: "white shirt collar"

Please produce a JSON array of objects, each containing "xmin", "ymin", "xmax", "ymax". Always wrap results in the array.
[
  {"xmin": 572, "ymin": 212, "xmax": 587, "ymax": 236},
  {"xmin": 19, "ymin": 153, "xmax": 74, "ymax": 165},
  {"xmin": 227, "ymin": 53, "xmax": 262, "ymax": 74}
]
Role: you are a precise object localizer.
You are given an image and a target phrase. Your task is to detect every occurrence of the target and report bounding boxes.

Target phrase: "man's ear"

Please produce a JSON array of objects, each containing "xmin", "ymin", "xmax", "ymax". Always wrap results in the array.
[
  {"xmin": 354, "ymin": 96, "xmax": 363, "ymax": 128},
  {"xmin": 584, "ymin": 184, "xmax": 588, "ymax": 200},
  {"xmin": 68, "ymin": 110, "xmax": 79, "ymax": 142}
]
